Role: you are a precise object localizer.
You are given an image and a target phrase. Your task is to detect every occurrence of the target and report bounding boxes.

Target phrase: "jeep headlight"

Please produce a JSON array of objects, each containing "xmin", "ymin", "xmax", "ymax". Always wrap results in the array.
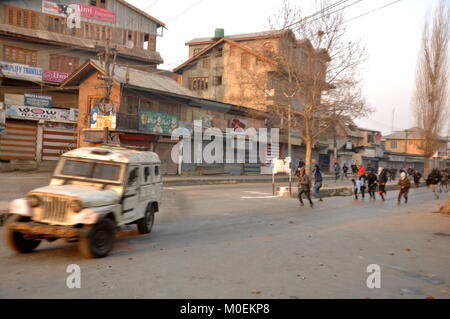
[
  {"xmin": 27, "ymin": 195, "xmax": 42, "ymax": 208},
  {"xmin": 69, "ymin": 199, "xmax": 84, "ymax": 213}
]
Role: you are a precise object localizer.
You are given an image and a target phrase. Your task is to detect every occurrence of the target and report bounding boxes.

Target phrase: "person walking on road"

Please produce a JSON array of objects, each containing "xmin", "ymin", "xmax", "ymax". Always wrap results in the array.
[
  {"xmin": 342, "ymin": 163, "xmax": 349, "ymax": 179},
  {"xmin": 440, "ymin": 169, "xmax": 449, "ymax": 193},
  {"xmin": 358, "ymin": 164, "xmax": 366, "ymax": 181},
  {"xmin": 398, "ymin": 172, "xmax": 411, "ymax": 204},
  {"xmin": 312, "ymin": 164, "xmax": 323, "ymax": 202},
  {"xmin": 413, "ymin": 170, "xmax": 422, "ymax": 188},
  {"xmin": 426, "ymin": 168, "xmax": 442, "ymax": 199},
  {"xmin": 334, "ymin": 163, "xmax": 341, "ymax": 183},
  {"xmin": 352, "ymin": 178, "xmax": 366, "ymax": 199},
  {"xmin": 378, "ymin": 167, "xmax": 388, "ymax": 201},
  {"xmin": 366, "ymin": 170, "xmax": 378, "ymax": 200},
  {"xmin": 296, "ymin": 167, "xmax": 314, "ymax": 208}
]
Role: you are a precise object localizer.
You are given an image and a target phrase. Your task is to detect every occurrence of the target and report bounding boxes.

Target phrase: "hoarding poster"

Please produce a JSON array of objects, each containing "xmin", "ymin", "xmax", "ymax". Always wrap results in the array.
[
  {"xmin": 139, "ymin": 111, "xmax": 179, "ymax": 135},
  {"xmin": 24, "ymin": 93, "xmax": 52, "ymax": 108},
  {"xmin": 90, "ymin": 108, "xmax": 116, "ymax": 129},
  {"xmin": 6, "ymin": 105, "xmax": 71, "ymax": 122},
  {"xmin": 0, "ymin": 62, "xmax": 43, "ymax": 82}
]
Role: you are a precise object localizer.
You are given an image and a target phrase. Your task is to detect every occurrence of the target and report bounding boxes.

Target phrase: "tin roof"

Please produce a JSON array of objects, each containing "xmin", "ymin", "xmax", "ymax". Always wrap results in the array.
[
  {"xmin": 186, "ymin": 30, "xmax": 287, "ymax": 45},
  {"xmin": 62, "ymin": 147, "xmax": 161, "ymax": 164}
]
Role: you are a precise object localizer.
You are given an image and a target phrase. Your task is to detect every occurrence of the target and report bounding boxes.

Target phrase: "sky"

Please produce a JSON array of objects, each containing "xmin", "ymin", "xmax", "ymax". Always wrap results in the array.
[{"xmin": 127, "ymin": 0, "xmax": 445, "ymax": 136}]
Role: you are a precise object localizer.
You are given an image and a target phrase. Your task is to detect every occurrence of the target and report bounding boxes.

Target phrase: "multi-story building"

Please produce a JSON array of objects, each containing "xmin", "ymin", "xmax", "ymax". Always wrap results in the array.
[
  {"xmin": 173, "ymin": 29, "xmax": 330, "ymax": 171},
  {"xmin": 383, "ymin": 127, "xmax": 448, "ymax": 170},
  {"xmin": 0, "ymin": 0, "xmax": 164, "ymax": 170}
]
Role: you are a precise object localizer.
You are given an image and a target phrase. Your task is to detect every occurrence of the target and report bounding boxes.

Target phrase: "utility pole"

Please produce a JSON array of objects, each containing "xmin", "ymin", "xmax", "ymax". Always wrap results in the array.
[{"xmin": 288, "ymin": 101, "xmax": 292, "ymax": 195}]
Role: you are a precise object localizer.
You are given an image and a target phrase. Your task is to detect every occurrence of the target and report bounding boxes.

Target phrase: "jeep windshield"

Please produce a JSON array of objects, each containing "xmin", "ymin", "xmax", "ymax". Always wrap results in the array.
[{"xmin": 56, "ymin": 159, "xmax": 123, "ymax": 183}]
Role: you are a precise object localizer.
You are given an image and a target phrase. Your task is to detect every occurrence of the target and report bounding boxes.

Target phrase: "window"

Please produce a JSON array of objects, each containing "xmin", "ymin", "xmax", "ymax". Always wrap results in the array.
[
  {"xmin": 83, "ymin": 23, "xmax": 112, "ymax": 41},
  {"xmin": 202, "ymin": 56, "xmax": 210, "ymax": 68},
  {"xmin": 215, "ymin": 47, "xmax": 223, "ymax": 57},
  {"xmin": 142, "ymin": 166, "xmax": 151, "ymax": 184},
  {"xmin": 193, "ymin": 48, "xmax": 201, "ymax": 56},
  {"xmin": 46, "ymin": 15, "xmax": 66, "ymax": 34},
  {"xmin": 190, "ymin": 77, "xmax": 209, "ymax": 91},
  {"xmin": 127, "ymin": 167, "xmax": 139, "ymax": 186},
  {"xmin": 4, "ymin": 46, "xmax": 38, "ymax": 66},
  {"xmin": 90, "ymin": 0, "xmax": 107, "ymax": 8},
  {"xmin": 5, "ymin": 6, "xmax": 39, "ymax": 29},
  {"xmin": 390, "ymin": 141, "xmax": 397, "ymax": 149},
  {"xmin": 213, "ymin": 76, "xmax": 222, "ymax": 86},
  {"xmin": 49, "ymin": 55, "xmax": 79, "ymax": 73},
  {"xmin": 153, "ymin": 165, "xmax": 161, "ymax": 182},
  {"xmin": 60, "ymin": 160, "xmax": 121, "ymax": 182},
  {"xmin": 241, "ymin": 53, "xmax": 250, "ymax": 69}
]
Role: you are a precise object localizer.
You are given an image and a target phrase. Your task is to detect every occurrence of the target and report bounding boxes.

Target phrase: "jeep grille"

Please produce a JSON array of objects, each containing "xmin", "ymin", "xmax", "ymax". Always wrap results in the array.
[{"xmin": 41, "ymin": 196, "xmax": 70, "ymax": 223}]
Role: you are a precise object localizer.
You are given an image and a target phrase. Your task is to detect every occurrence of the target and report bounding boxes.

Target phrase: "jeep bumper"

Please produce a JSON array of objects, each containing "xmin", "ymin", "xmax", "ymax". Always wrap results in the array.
[{"xmin": 8, "ymin": 221, "xmax": 87, "ymax": 238}]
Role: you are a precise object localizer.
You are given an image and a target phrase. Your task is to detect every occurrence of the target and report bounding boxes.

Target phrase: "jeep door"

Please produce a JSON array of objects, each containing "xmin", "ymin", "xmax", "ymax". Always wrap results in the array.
[
  {"xmin": 122, "ymin": 165, "xmax": 140, "ymax": 222},
  {"xmin": 139, "ymin": 164, "xmax": 162, "ymax": 210}
]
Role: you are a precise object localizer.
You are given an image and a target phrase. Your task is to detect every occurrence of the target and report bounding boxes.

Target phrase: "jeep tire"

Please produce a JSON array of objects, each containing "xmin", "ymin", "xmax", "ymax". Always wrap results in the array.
[
  {"xmin": 137, "ymin": 205, "xmax": 154, "ymax": 234},
  {"xmin": 5, "ymin": 215, "xmax": 41, "ymax": 253},
  {"xmin": 78, "ymin": 218, "xmax": 115, "ymax": 258}
]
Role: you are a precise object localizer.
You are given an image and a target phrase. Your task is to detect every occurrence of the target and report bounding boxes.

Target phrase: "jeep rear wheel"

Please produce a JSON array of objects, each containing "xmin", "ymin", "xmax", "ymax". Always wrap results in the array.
[
  {"xmin": 137, "ymin": 206, "xmax": 154, "ymax": 234},
  {"xmin": 78, "ymin": 218, "xmax": 115, "ymax": 258},
  {"xmin": 5, "ymin": 215, "xmax": 41, "ymax": 253}
]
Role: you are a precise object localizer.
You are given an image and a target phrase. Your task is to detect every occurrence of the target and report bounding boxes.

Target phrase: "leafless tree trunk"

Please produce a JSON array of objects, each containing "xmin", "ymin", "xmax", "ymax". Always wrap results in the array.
[
  {"xmin": 242, "ymin": 0, "xmax": 371, "ymax": 175},
  {"xmin": 413, "ymin": 0, "xmax": 450, "ymax": 176}
]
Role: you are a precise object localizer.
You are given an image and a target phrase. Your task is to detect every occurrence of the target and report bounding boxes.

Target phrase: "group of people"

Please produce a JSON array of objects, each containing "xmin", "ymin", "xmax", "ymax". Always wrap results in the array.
[{"xmin": 295, "ymin": 160, "xmax": 450, "ymax": 207}]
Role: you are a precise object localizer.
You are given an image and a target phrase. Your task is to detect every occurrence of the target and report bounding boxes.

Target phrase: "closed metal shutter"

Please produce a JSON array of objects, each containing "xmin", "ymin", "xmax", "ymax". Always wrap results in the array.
[
  {"xmin": 0, "ymin": 120, "xmax": 37, "ymax": 160},
  {"xmin": 42, "ymin": 124, "xmax": 77, "ymax": 161}
]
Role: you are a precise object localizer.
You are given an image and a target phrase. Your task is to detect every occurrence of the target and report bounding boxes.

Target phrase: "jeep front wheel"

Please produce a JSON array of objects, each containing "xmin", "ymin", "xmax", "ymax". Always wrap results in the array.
[
  {"xmin": 5, "ymin": 215, "xmax": 41, "ymax": 253},
  {"xmin": 137, "ymin": 206, "xmax": 154, "ymax": 234},
  {"xmin": 78, "ymin": 218, "xmax": 115, "ymax": 258}
]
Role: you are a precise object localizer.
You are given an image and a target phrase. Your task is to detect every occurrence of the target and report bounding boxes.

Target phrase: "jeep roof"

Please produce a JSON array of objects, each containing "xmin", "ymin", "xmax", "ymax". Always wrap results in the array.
[{"xmin": 61, "ymin": 146, "xmax": 161, "ymax": 164}]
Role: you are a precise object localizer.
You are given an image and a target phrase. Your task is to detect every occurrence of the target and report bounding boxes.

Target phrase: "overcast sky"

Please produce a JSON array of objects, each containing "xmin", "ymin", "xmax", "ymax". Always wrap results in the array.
[{"xmin": 128, "ymin": 0, "xmax": 444, "ymax": 136}]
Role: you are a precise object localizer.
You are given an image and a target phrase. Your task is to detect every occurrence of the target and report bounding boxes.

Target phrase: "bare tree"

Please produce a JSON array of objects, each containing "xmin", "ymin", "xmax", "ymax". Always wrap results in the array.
[
  {"xmin": 413, "ymin": 0, "xmax": 450, "ymax": 176},
  {"xmin": 241, "ymin": 0, "xmax": 371, "ymax": 174}
]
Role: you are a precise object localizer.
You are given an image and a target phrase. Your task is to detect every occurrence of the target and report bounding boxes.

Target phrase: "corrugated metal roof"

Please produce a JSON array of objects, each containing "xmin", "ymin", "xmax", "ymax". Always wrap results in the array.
[
  {"xmin": 186, "ymin": 30, "xmax": 286, "ymax": 44},
  {"xmin": 90, "ymin": 60, "xmax": 199, "ymax": 99}
]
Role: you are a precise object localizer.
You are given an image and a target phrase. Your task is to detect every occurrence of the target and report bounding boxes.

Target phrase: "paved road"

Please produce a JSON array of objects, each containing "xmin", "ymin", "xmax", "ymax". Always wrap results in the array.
[{"xmin": 0, "ymin": 181, "xmax": 449, "ymax": 299}]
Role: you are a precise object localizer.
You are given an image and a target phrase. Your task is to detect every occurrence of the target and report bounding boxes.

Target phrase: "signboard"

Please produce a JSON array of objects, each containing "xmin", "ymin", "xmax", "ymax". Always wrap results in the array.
[
  {"xmin": 0, "ymin": 102, "xmax": 5, "ymax": 135},
  {"xmin": 90, "ymin": 108, "xmax": 116, "ymax": 129},
  {"xmin": 42, "ymin": 1, "xmax": 80, "ymax": 28},
  {"xmin": 77, "ymin": 4, "xmax": 116, "ymax": 23},
  {"xmin": 139, "ymin": 111, "xmax": 179, "ymax": 135},
  {"xmin": 0, "ymin": 62, "xmax": 43, "ymax": 82},
  {"xmin": 6, "ymin": 105, "xmax": 72, "ymax": 122},
  {"xmin": 43, "ymin": 70, "xmax": 71, "ymax": 83},
  {"xmin": 272, "ymin": 157, "xmax": 291, "ymax": 174},
  {"xmin": 24, "ymin": 93, "xmax": 52, "ymax": 108},
  {"xmin": 42, "ymin": 0, "xmax": 68, "ymax": 17}
]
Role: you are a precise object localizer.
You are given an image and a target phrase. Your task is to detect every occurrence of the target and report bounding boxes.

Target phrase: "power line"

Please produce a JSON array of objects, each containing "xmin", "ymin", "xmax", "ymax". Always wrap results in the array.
[
  {"xmin": 166, "ymin": 0, "xmax": 204, "ymax": 23},
  {"xmin": 343, "ymin": 0, "xmax": 403, "ymax": 24},
  {"xmin": 284, "ymin": 0, "xmax": 351, "ymax": 29}
]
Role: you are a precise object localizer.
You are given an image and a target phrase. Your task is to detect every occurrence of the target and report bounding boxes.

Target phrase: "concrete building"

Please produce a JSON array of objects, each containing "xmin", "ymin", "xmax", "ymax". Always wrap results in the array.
[
  {"xmin": 0, "ymin": 0, "xmax": 165, "ymax": 170},
  {"xmin": 173, "ymin": 29, "xmax": 330, "ymax": 172},
  {"xmin": 62, "ymin": 59, "xmax": 268, "ymax": 175}
]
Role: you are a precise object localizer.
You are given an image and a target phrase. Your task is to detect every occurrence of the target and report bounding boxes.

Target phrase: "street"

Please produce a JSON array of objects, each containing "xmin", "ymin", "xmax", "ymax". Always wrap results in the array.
[{"xmin": 0, "ymin": 178, "xmax": 449, "ymax": 299}]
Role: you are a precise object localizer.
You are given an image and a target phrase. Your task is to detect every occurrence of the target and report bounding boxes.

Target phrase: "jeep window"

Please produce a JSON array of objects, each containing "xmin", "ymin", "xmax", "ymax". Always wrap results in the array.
[
  {"xmin": 153, "ymin": 165, "xmax": 161, "ymax": 182},
  {"xmin": 60, "ymin": 159, "xmax": 121, "ymax": 181},
  {"xmin": 127, "ymin": 167, "xmax": 139, "ymax": 186},
  {"xmin": 143, "ymin": 166, "xmax": 151, "ymax": 184}
]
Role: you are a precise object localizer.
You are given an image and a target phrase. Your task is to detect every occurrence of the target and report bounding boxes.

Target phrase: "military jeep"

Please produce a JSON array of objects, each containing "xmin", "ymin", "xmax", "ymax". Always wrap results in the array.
[{"xmin": 4, "ymin": 145, "xmax": 162, "ymax": 258}]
